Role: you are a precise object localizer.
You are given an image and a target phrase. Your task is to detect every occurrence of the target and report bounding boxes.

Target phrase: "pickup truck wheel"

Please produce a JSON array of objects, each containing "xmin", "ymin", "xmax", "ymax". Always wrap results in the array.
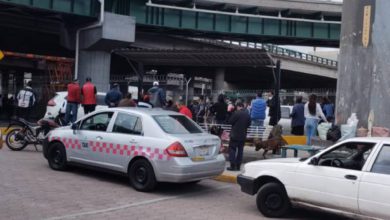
[{"xmin": 256, "ymin": 182, "xmax": 291, "ymax": 218}]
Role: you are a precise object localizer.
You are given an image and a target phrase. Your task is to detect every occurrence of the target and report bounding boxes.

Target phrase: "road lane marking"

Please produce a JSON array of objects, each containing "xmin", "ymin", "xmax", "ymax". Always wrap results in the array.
[{"xmin": 45, "ymin": 184, "xmax": 232, "ymax": 220}]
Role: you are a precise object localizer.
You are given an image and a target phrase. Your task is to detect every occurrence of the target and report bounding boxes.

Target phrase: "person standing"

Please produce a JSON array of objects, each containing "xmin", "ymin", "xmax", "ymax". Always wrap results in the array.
[
  {"xmin": 148, "ymin": 81, "xmax": 166, "ymax": 108},
  {"xmin": 322, "ymin": 97, "xmax": 335, "ymax": 122},
  {"xmin": 290, "ymin": 96, "xmax": 305, "ymax": 135},
  {"xmin": 176, "ymin": 101, "xmax": 193, "ymax": 118},
  {"xmin": 81, "ymin": 77, "xmax": 97, "ymax": 114},
  {"xmin": 105, "ymin": 83, "xmax": 122, "ymax": 108},
  {"xmin": 250, "ymin": 93, "xmax": 266, "ymax": 127},
  {"xmin": 305, "ymin": 94, "xmax": 328, "ymax": 145},
  {"xmin": 211, "ymin": 94, "xmax": 228, "ymax": 124},
  {"xmin": 65, "ymin": 79, "xmax": 81, "ymax": 124},
  {"xmin": 267, "ymin": 91, "xmax": 281, "ymax": 126},
  {"xmin": 165, "ymin": 100, "xmax": 179, "ymax": 112},
  {"xmin": 118, "ymin": 93, "xmax": 136, "ymax": 107},
  {"xmin": 196, "ymin": 95, "xmax": 206, "ymax": 123},
  {"xmin": 227, "ymin": 102, "xmax": 251, "ymax": 171},
  {"xmin": 16, "ymin": 81, "xmax": 36, "ymax": 121}
]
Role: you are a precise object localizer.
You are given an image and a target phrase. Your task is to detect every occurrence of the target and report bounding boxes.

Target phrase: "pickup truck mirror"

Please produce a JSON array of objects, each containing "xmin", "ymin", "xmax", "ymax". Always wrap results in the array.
[{"xmin": 309, "ymin": 157, "xmax": 319, "ymax": 165}]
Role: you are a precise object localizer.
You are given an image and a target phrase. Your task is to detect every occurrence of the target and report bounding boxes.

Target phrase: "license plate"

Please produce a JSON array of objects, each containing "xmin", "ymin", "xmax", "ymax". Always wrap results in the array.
[{"xmin": 197, "ymin": 147, "xmax": 209, "ymax": 156}]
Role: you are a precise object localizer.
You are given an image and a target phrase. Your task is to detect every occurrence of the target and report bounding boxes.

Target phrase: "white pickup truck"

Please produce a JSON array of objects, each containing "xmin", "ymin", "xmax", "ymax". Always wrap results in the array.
[{"xmin": 238, "ymin": 137, "xmax": 390, "ymax": 219}]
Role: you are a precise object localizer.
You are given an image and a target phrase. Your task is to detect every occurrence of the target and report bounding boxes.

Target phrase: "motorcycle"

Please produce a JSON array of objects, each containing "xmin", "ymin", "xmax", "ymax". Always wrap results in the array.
[{"xmin": 5, "ymin": 117, "xmax": 60, "ymax": 151}]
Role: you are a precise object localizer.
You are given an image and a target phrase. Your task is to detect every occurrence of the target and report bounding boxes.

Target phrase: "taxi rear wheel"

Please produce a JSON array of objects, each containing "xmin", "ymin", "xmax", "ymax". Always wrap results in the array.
[
  {"xmin": 129, "ymin": 159, "xmax": 157, "ymax": 192},
  {"xmin": 48, "ymin": 142, "xmax": 68, "ymax": 171}
]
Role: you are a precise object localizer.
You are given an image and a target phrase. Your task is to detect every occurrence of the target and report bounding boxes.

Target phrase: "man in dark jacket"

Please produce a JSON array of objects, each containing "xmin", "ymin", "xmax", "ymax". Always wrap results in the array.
[
  {"xmin": 105, "ymin": 83, "xmax": 122, "ymax": 108},
  {"xmin": 227, "ymin": 102, "xmax": 251, "ymax": 171},
  {"xmin": 267, "ymin": 91, "xmax": 281, "ymax": 126},
  {"xmin": 290, "ymin": 96, "xmax": 305, "ymax": 135}
]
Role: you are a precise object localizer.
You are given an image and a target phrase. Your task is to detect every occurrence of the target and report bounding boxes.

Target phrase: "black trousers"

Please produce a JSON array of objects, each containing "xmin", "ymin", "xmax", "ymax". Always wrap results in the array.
[
  {"xmin": 17, "ymin": 107, "xmax": 32, "ymax": 121},
  {"xmin": 292, "ymin": 126, "xmax": 305, "ymax": 135},
  {"xmin": 83, "ymin": 104, "xmax": 96, "ymax": 115},
  {"xmin": 228, "ymin": 140, "xmax": 245, "ymax": 165}
]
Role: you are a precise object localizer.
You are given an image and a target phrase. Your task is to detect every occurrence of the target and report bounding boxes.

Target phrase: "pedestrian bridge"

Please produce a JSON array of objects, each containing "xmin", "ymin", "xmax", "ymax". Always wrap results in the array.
[{"xmin": 1, "ymin": 0, "xmax": 342, "ymax": 47}]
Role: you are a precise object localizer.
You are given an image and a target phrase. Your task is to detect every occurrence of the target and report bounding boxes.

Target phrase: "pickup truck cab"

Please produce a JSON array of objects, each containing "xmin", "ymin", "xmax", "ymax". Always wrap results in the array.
[{"xmin": 238, "ymin": 137, "xmax": 390, "ymax": 219}]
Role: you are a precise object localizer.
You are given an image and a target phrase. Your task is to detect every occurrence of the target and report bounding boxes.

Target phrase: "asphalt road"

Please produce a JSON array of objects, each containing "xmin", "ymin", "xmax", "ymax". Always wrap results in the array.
[{"xmin": 0, "ymin": 145, "xmax": 350, "ymax": 220}]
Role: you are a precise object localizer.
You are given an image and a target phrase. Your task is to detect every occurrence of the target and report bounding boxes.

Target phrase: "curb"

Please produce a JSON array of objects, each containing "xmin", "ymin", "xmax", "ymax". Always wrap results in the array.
[{"xmin": 213, "ymin": 172, "xmax": 238, "ymax": 184}]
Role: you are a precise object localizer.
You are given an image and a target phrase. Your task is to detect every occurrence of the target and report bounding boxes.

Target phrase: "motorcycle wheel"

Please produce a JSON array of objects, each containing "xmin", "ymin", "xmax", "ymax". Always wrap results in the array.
[{"xmin": 5, "ymin": 128, "xmax": 28, "ymax": 151}]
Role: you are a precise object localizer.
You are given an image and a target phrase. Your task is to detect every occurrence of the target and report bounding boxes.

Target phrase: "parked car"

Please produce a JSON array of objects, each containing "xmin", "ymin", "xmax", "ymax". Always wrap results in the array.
[
  {"xmin": 44, "ymin": 91, "xmax": 107, "ymax": 120},
  {"xmin": 237, "ymin": 137, "xmax": 390, "ymax": 219},
  {"xmin": 264, "ymin": 105, "xmax": 293, "ymax": 134},
  {"xmin": 43, "ymin": 108, "xmax": 225, "ymax": 191}
]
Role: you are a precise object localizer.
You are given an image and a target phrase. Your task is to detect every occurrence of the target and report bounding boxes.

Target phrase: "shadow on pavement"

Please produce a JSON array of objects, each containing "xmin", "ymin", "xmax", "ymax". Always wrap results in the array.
[{"xmin": 66, "ymin": 165, "xmax": 222, "ymax": 195}]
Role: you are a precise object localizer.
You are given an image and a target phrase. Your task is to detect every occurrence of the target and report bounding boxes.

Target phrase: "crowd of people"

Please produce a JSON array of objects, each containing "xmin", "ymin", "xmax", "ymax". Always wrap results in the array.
[{"xmin": 8, "ymin": 78, "xmax": 335, "ymax": 149}]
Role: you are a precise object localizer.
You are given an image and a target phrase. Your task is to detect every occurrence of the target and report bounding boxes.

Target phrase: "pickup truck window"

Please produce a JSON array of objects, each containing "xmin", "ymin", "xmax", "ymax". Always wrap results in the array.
[{"xmin": 371, "ymin": 145, "xmax": 390, "ymax": 175}]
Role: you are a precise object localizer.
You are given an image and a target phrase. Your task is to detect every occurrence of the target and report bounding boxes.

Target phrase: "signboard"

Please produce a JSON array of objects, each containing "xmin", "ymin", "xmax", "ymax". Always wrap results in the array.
[
  {"xmin": 0, "ymin": 50, "xmax": 4, "ymax": 61},
  {"xmin": 362, "ymin": 5, "xmax": 372, "ymax": 48}
]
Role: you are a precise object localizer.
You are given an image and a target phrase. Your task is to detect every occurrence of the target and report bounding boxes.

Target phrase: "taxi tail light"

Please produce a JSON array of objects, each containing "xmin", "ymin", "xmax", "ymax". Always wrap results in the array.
[
  {"xmin": 165, "ymin": 142, "xmax": 188, "ymax": 157},
  {"xmin": 47, "ymin": 98, "xmax": 56, "ymax": 106}
]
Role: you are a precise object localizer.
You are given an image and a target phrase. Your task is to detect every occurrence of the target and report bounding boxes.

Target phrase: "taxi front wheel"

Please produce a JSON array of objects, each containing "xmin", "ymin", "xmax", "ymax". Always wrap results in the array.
[
  {"xmin": 129, "ymin": 159, "xmax": 157, "ymax": 192},
  {"xmin": 48, "ymin": 142, "xmax": 68, "ymax": 171}
]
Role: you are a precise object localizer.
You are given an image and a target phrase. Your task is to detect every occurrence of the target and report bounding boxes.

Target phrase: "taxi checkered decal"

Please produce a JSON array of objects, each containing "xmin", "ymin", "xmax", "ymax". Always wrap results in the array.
[{"xmin": 49, "ymin": 136, "xmax": 171, "ymax": 161}]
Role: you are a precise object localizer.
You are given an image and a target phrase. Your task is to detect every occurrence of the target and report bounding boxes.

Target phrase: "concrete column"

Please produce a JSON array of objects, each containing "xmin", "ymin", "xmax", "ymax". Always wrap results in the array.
[
  {"xmin": 78, "ymin": 50, "xmax": 111, "ymax": 92},
  {"xmin": 213, "ymin": 68, "xmax": 225, "ymax": 101},
  {"xmin": 336, "ymin": 0, "xmax": 390, "ymax": 127}
]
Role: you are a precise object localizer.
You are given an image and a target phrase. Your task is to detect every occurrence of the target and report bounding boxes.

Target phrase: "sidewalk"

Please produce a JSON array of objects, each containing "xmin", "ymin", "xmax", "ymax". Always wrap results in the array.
[{"xmin": 214, "ymin": 146, "xmax": 312, "ymax": 183}]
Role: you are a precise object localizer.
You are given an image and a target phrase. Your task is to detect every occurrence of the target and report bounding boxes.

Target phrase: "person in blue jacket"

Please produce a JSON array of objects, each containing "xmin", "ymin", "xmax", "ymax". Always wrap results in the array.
[
  {"xmin": 250, "ymin": 93, "xmax": 266, "ymax": 127},
  {"xmin": 105, "ymin": 83, "xmax": 122, "ymax": 108}
]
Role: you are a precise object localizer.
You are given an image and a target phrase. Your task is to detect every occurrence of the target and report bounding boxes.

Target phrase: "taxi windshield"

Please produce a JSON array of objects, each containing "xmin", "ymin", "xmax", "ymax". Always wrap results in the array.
[{"xmin": 153, "ymin": 115, "xmax": 203, "ymax": 134}]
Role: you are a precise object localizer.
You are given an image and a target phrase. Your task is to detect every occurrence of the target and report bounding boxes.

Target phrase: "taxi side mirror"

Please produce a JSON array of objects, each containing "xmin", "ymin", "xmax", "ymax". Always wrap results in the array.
[{"xmin": 71, "ymin": 123, "xmax": 78, "ymax": 130}]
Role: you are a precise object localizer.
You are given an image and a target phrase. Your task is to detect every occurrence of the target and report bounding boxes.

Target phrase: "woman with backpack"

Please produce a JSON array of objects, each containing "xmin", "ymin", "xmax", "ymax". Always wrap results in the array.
[{"xmin": 305, "ymin": 94, "xmax": 328, "ymax": 145}]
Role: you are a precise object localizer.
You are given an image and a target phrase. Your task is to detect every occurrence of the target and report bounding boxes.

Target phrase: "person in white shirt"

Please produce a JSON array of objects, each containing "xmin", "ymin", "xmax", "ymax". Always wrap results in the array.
[
  {"xmin": 16, "ymin": 81, "xmax": 36, "ymax": 121},
  {"xmin": 304, "ymin": 94, "xmax": 328, "ymax": 145}
]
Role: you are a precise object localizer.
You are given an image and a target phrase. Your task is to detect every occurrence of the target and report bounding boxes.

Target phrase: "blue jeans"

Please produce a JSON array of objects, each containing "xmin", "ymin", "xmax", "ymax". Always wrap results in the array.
[
  {"xmin": 65, "ymin": 102, "xmax": 79, "ymax": 124},
  {"xmin": 305, "ymin": 118, "xmax": 319, "ymax": 145},
  {"xmin": 251, "ymin": 119, "xmax": 264, "ymax": 127}
]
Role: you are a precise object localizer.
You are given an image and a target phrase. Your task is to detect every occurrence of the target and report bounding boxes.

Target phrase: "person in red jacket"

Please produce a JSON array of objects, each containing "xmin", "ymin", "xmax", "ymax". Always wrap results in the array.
[
  {"xmin": 81, "ymin": 77, "xmax": 97, "ymax": 114},
  {"xmin": 65, "ymin": 79, "xmax": 81, "ymax": 124},
  {"xmin": 176, "ymin": 101, "xmax": 193, "ymax": 119}
]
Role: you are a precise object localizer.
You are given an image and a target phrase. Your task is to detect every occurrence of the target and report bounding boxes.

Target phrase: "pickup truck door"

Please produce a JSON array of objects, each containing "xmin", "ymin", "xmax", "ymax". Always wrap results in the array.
[
  {"xmin": 358, "ymin": 144, "xmax": 390, "ymax": 219},
  {"xmin": 293, "ymin": 142, "xmax": 375, "ymax": 213}
]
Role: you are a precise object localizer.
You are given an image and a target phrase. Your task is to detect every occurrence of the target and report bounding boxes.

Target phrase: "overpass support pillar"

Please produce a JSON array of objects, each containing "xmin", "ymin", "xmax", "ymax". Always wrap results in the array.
[
  {"xmin": 336, "ymin": 0, "xmax": 389, "ymax": 128},
  {"xmin": 213, "ymin": 68, "xmax": 225, "ymax": 101},
  {"xmin": 78, "ymin": 51, "xmax": 111, "ymax": 92},
  {"xmin": 75, "ymin": 12, "xmax": 135, "ymax": 92}
]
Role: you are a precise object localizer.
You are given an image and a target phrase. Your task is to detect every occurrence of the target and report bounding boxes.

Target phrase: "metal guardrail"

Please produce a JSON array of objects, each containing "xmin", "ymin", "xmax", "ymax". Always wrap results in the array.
[
  {"xmin": 259, "ymin": 44, "xmax": 338, "ymax": 68},
  {"xmin": 189, "ymin": 38, "xmax": 338, "ymax": 68}
]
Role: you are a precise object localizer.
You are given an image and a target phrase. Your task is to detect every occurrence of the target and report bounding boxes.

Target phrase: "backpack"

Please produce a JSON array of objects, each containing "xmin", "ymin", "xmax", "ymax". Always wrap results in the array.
[{"xmin": 327, "ymin": 125, "xmax": 341, "ymax": 142}]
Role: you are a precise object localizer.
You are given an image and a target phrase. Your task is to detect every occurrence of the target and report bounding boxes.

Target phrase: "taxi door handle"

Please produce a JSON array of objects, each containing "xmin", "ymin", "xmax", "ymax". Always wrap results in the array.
[
  {"xmin": 129, "ymin": 139, "xmax": 138, "ymax": 144},
  {"xmin": 96, "ymin": 136, "xmax": 103, "ymax": 141},
  {"xmin": 345, "ymin": 175, "xmax": 357, "ymax": 180}
]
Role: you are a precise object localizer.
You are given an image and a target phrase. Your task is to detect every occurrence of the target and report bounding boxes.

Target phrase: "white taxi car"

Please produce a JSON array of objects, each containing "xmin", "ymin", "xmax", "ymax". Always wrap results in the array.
[
  {"xmin": 238, "ymin": 137, "xmax": 390, "ymax": 219},
  {"xmin": 43, "ymin": 108, "xmax": 225, "ymax": 191}
]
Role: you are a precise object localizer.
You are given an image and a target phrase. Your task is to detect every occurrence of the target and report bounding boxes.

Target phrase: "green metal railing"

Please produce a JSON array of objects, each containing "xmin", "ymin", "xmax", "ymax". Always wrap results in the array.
[
  {"xmin": 189, "ymin": 38, "xmax": 338, "ymax": 68},
  {"xmin": 0, "ymin": 0, "xmax": 100, "ymax": 17},
  {"xmin": 260, "ymin": 44, "xmax": 338, "ymax": 68}
]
